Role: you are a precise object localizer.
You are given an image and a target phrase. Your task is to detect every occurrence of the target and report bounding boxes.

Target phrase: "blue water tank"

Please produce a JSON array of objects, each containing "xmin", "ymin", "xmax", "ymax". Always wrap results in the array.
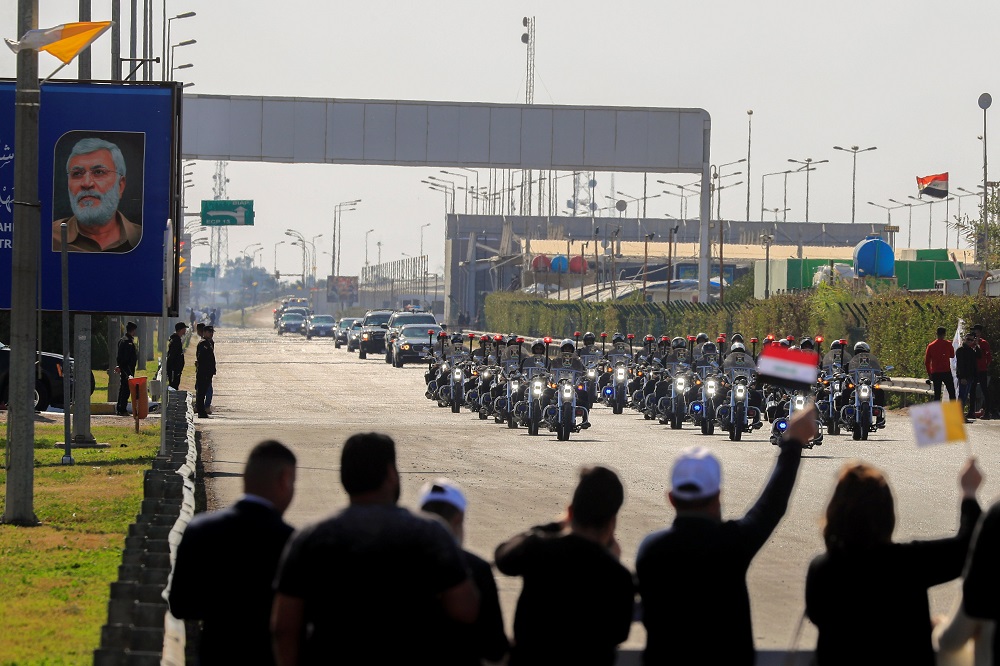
[
  {"xmin": 550, "ymin": 255, "xmax": 569, "ymax": 273},
  {"xmin": 853, "ymin": 235, "xmax": 894, "ymax": 278}
]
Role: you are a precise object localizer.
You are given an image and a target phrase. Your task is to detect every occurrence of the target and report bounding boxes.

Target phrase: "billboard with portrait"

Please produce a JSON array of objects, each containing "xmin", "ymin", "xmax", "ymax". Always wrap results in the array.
[{"xmin": 0, "ymin": 80, "xmax": 180, "ymax": 314}]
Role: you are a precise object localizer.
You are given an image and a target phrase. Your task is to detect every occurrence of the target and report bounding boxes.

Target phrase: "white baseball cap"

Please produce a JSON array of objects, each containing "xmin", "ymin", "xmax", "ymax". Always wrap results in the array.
[
  {"xmin": 671, "ymin": 446, "xmax": 721, "ymax": 501},
  {"xmin": 418, "ymin": 478, "xmax": 467, "ymax": 513}
]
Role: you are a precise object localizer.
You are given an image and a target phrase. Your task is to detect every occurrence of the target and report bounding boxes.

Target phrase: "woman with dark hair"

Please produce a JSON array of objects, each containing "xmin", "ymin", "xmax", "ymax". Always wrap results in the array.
[{"xmin": 805, "ymin": 458, "xmax": 983, "ymax": 665}]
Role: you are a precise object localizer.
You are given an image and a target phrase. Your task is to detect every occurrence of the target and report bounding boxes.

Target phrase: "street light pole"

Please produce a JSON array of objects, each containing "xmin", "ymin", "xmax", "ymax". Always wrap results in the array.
[
  {"xmin": 889, "ymin": 199, "xmax": 917, "ymax": 248},
  {"xmin": 365, "ymin": 228, "xmax": 375, "ymax": 266},
  {"xmin": 980, "ymin": 93, "xmax": 992, "ymax": 267},
  {"xmin": 760, "ymin": 170, "xmax": 790, "ymax": 222},
  {"xmin": 833, "ymin": 145, "xmax": 877, "ymax": 223},
  {"xmin": 788, "ymin": 158, "xmax": 829, "ymax": 222},
  {"xmin": 746, "ymin": 110, "xmax": 753, "ymax": 222},
  {"xmin": 420, "ymin": 222, "xmax": 431, "ymax": 258},
  {"xmin": 762, "ymin": 233, "xmax": 774, "ymax": 299},
  {"xmin": 163, "ymin": 11, "xmax": 195, "ymax": 81}
]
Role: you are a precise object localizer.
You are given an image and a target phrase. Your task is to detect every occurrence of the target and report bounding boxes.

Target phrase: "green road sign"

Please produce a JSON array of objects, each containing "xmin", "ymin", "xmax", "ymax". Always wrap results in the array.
[
  {"xmin": 201, "ymin": 200, "xmax": 255, "ymax": 226},
  {"xmin": 192, "ymin": 266, "xmax": 217, "ymax": 280}
]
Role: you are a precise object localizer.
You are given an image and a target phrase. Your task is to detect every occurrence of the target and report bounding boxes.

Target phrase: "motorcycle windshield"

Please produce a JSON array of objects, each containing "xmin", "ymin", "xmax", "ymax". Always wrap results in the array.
[{"xmin": 551, "ymin": 368, "xmax": 580, "ymax": 383}]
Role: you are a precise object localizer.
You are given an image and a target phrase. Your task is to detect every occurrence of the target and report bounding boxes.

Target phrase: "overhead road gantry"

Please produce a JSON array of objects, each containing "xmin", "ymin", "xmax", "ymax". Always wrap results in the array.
[{"xmin": 181, "ymin": 94, "xmax": 714, "ymax": 301}]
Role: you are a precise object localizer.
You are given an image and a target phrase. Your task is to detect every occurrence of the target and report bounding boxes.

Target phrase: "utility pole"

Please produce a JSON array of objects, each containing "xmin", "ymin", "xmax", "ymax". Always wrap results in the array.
[{"xmin": 4, "ymin": 0, "xmax": 41, "ymax": 525}]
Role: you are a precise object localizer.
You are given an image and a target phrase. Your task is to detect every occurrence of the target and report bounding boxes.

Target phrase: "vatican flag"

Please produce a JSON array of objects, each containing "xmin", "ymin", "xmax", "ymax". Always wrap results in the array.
[
  {"xmin": 5, "ymin": 22, "xmax": 112, "ymax": 64},
  {"xmin": 910, "ymin": 400, "xmax": 966, "ymax": 447}
]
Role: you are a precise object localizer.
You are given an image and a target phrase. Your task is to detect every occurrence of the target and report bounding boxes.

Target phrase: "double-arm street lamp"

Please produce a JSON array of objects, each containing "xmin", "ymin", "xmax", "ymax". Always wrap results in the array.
[
  {"xmin": 867, "ymin": 201, "xmax": 905, "ymax": 247},
  {"xmin": 788, "ymin": 158, "xmax": 829, "ymax": 222},
  {"xmin": 420, "ymin": 222, "xmax": 431, "ymax": 258},
  {"xmin": 888, "ymin": 199, "xmax": 918, "ymax": 248},
  {"xmin": 759, "ymin": 170, "xmax": 792, "ymax": 222},
  {"xmin": 162, "ymin": 11, "xmax": 195, "ymax": 81},
  {"xmin": 833, "ymin": 145, "xmax": 877, "ymax": 223},
  {"xmin": 440, "ymin": 170, "xmax": 471, "ymax": 213},
  {"xmin": 169, "ymin": 39, "xmax": 196, "ymax": 83},
  {"xmin": 332, "ymin": 198, "xmax": 361, "ymax": 277}
]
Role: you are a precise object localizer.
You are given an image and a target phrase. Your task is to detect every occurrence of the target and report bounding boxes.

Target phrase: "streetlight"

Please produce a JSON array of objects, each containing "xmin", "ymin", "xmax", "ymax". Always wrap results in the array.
[
  {"xmin": 767, "ymin": 207, "xmax": 791, "ymax": 222},
  {"xmin": 440, "ymin": 170, "xmax": 469, "ymax": 213},
  {"xmin": 420, "ymin": 222, "xmax": 431, "ymax": 258},
  {"xmin": 163, "ymin": 11, "xmax": 195, "ymax": 81},
  {"xmin": 889, "ymin": 199, "xmax": 918, "ymax": 248},
  {"xmin": 376, "ymin": 241, "xmax": 382, "ymax": 266},
  {"xmin": 273, "ymin": 240, "xmax": 285, "ymax": 275},
  {"xmin": 907, "ymin": 196, "xmax": 937, "ymax": 248},
  {"xmin": 169, "ymin": 39, "xmax": 196, "ymax": 81},
  {"xmin": 760, "ymin": 170, "xmax": 791, "ymax": 222},
  {"xmin": 170, "ymin": 62, "xmax": 193, "ymax": 81},
  {"xmin": 332, "ymin": 199, "xmax": 360, "ymax": 277},
  {"xmin": 955, "ymin": 188, "xmax": 982, "ymax": 249},
  {"xmin": 787, "ymin": 158, "xmax": 829, "ymax": 222},
  {"xmin": 615, "ymin": 190, "xmax": 662, "ymax": 239},
  {"xmin": 833, "ymin": 145, "xmax": 877, "ymax": 223},
  {"xmin": 285, "ymin": 229, "xmax": 308, "ymax": 286},
  {"xmin": 867, "ymin": 201, "xmax": 905, "ymax": 247},
  {"xmin": 642, "ymin": 232, "xmax": 656, "ymax": 300},
  {"xmin": 979, "ymin": 93, "xmax": 992, "ymax": 267},
  {"xmin": 761, "ymin": 233, "xmax": 775, "ymax": 299},
  {"xmin": 746, "ymin": 110, "xmax": 753, "ymax": 222},
  {"xmin": 364, "ymin": 228, "xmax": 375, "ymax": 266},
  {"xmin": 657, "ymin": 179, "xmax": 700, "ymax": 220},
  {"xmin": 423, "ymin": 180, "xmax": 455, "ymax": 214}
]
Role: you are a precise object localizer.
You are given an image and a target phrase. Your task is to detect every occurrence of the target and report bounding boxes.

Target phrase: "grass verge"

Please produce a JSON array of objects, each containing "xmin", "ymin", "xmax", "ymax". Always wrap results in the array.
[{"xmin": 0, "ymin": 423, "xmax": 161, "ymax": 665}]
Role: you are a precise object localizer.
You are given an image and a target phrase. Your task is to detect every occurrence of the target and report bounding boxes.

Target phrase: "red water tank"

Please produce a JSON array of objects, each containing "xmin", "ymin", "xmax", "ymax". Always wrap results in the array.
[
  {"xmin": 569, "ymin": 255, "xmax": 588, "ymax": 274},
  {"xmin": 531, "ymin": 254, "xmax": 551, "ymax": 271}
]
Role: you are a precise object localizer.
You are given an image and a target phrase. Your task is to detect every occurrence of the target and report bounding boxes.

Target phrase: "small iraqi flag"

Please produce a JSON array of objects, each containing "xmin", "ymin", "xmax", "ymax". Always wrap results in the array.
[
  {"xmin": 755, "ymin": 344, "xmax": 820, "ymax": 390},
  {"xmin": 916, "ymin": 172, "xmax": 949, "ymax": 199}
]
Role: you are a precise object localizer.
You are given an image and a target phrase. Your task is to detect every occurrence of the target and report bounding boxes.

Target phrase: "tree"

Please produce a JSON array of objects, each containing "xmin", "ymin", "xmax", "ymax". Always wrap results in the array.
[{"xmin": 950, "ymin": 189, "xmax": 1000, "ymax": 269}]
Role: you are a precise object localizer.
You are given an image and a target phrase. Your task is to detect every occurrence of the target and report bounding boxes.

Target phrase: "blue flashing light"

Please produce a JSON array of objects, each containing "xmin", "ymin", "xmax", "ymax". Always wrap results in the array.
[
  {"xmin": 604, "ymin": 387, "xmax": 614, "ymax": 396},
  {"xmin": 693, "ymin": 404, "xmax": 702, "ymax": 412},
  {"xmin": 777, "ymin": 420, "xmax": 788, "ymax": 431}
]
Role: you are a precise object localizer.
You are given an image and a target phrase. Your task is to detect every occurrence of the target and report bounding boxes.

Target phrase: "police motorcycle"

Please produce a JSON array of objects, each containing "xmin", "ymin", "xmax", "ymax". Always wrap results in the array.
[
  {"xmin": 513, "ymin": 338, "xmax": 552, "ymax": 435},
  {"xmin": 600, "ymin": 333, "xmax": 635, "ymax": 414},
  {"xmin": 574, "ymin": 331, "xmax": 605, "ymax": 409},
  {"xmin": 436, "ymin": 334, "xmax": 474, "ymax": 414},
  {"xmin": 689, "ymin": 339, "xmax": 723, "ymax": 435},
  {"xmin": 465, "ymin": 334, "xmax": 502, "ymax": 419},
  {"xmin": 767, "ymin": 340, "xmax": 824, "ymax": 448},
  {"xmin": 840, "ymin": 341, "xmax": 890, "ymax": 441},
  {"xmin": 716, "ymin": 341, "xmax": 764, "ymax": 441},
  {"xmin": 636, "ymin": 336, "xmax": 669, "ymax": 419},
  {"xmin": 816, "ymin": 339, "xmax": 853, "ymax": 436},
  {"xmin": 656, "ymin": 337, "xmax": 695, "ymax": 429},
  {"xmin": 424, "ymin": 330, "xmax": 453, "ymax": 403},
  {"xmin": 541, "ymin": 339, "xmax": 592, "ymax": 440},
  {"xmin": 494, "ymin": 336, "xmax": 526, "ymax": 428}
]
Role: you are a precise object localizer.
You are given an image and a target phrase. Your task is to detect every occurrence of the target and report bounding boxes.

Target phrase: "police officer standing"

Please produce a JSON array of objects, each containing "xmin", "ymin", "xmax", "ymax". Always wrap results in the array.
[
  {"xmin": 196, "ymin": 326, "xmax": 217, "ymax": 419},
  {"xmin": 166, "ymin": 321, "xmax": 188, "ymax": 390},
  {"xmin": 115, "ymin": 321, "xmax": 138, "ymax": 416}
]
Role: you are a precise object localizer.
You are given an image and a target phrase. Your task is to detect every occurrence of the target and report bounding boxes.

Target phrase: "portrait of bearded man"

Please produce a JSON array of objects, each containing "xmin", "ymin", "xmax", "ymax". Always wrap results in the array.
[{"xmin": 52, "ymin": 136, "xmax": 142, "ymax": 253}]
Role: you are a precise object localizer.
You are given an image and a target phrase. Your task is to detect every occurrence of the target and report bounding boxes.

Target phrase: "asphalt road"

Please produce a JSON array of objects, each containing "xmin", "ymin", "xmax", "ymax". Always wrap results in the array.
[{"xmin": 198, "ymin": 317, "xmax": 1000, "ymax": 653}]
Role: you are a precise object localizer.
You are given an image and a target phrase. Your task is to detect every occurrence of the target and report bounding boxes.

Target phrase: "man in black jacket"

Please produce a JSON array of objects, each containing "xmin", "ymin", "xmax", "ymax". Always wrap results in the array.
[
  {"xmin": 169, "ymin": 440, "xmax": 296, "ymax": 666},
  {"xmin": 964, "ymin": 500, "xmax": 1000, "ymax": 662},
  {"xmin": 195, "ymin": 326, "xmax": 216, "ymax": 418},
  {"xmin": 956, "ymin": 333, "xmax": 981, "ymax": 420},
  {"xmin": 636, "ymin": 405, "xmax": 816, "ymax": 666},
  {"xmin": 165, "ymin": 321, "xmax": 188, "ymax": 390},
  {"xmin": 114, "ymin": 321, "xmax": 138, "ymax": 416}
]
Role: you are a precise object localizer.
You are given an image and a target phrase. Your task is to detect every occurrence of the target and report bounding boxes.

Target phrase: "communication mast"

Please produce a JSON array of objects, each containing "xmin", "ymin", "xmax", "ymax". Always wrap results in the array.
[
  {"xmin": 210, "ymin": 160, "xmax": 229, "ymax": 277},
  {"xmin": 521, "ymin": 17, "xmax": 535, "ymax": 216}
]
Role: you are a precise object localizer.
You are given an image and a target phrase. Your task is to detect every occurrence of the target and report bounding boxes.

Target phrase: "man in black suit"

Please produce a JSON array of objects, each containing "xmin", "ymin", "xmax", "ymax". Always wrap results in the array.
[{"xmin": 168, "ymin": 440, "xmax": 297, "ymax": 666}]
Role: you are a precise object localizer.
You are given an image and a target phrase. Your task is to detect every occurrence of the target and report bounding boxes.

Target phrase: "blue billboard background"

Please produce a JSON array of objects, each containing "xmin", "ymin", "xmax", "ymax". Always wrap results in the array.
[{"xmin": 0, "ymin": 81, "xmax": 179, "ymax": 314}]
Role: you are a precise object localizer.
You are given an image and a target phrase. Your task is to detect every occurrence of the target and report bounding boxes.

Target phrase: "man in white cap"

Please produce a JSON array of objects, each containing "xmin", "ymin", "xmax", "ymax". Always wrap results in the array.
[
  {"xmin": 636, "ymin": 405, "xmax": 817, "ymax": 666},
  {"xmin": 419, "ymin": 478, "xmax": 509, "ymax": 666}
]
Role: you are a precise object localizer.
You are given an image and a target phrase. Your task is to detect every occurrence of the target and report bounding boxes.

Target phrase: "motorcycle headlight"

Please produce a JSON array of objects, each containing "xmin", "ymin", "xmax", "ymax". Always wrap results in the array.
[
  {"xmin": 532, "ymin": 380, "xmax": 543, "ymax": 396},
  {"xmin": 483, "ymin": 371, "xmax": 492, "ymax": 380},
  {"xmin": 587, "ymin": 369, "xmax": 596, "ymax": 378},
  {"xmin": 707, "ymin": 380, "xmax": 717, "ymax": 396},
  {"xmin": 511, "ymin": 381, "xmax": 520, "ymax": 392},
  {"xmin": 615, "ymin": 368, "xmax": 626, "ymax": 382},
  {"xmin": 675, "ymin": 378, "xmax": 686, "ymax": 391},
  {"xmin": 734, "ymin": 385, "xmax": 747, "ymax": 400},
  {"xmin": 859, "ymin": 385, "xmax": 871, "ymax": 399},
  {"xmin": 441, "ymin": 363, "xmax": 449, "ymax": 372},
  {"xmin": 453, "ymin": 369, "xmax": 463, "ymax": 381},
  {"xmin": 562, "ymin": 386, "xmax": 573, "ymax": 400},
  {"xmin": 401, "ymin": 344, "xmax": 411, "ymax": 350}
]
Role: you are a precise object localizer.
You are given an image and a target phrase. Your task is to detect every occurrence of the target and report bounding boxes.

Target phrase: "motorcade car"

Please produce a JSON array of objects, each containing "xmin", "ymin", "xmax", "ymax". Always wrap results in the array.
[
  {"xmin": 306, "ymin": 314, "xmax": 337, "ymax": 339},
  {"xmin": 0, "ymin": 341, "xmax": 96, "ymax": 412},
  {"xmin": 278, "ymin": 313, "xmax": 306, "ymax": 335},
  {"xmin": 346, "ymin": 319, "xmax": 364, "ymax": 351},
  {"xmin": 391, "ymin": 324, "xmax": 443, "ymax": 366},
  {"xmin": 357, "ymin": 309, "xmax": 394, "ymax": 359},
  {"xmin": 335, "ymin": 318, "xmax": 356, "ymax": 348},
  {"xmin": 385, "ymin": 311, "xmax": 439, "ymax": 363}
]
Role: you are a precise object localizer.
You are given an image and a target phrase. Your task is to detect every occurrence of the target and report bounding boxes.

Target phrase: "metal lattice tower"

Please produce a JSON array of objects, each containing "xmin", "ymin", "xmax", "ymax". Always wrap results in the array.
[
  {"xmin": 211, "ymin": 161, "xmax": 229, "ymax": 275},
  {"xmin": 520, "ymin": 17, "xmax": 536, "ymax": 215}
]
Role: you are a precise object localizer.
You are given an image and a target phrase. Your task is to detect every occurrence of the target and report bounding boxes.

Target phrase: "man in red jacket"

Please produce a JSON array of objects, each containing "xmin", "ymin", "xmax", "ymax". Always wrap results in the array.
[
  {"xmin": 971, "ymin": 324, "xmax": 993, "ymax": 418},
  {"xmin": 925, "ymin": 326, "xmax": 956, "ymax": 401}
]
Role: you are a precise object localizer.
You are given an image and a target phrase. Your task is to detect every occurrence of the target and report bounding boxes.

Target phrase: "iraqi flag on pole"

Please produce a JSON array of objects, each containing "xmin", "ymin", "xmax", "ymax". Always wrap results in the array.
[
  {"xmin": 916, "ymin": 172, "xmax": 949, "ymax": 199},
  {"xmin": 755, "ymin": 344, "xmax": 820, "ymax": 391},
  {"xmin": 5, "ymin": 22, "xmax": 112, "ymax": 64}
]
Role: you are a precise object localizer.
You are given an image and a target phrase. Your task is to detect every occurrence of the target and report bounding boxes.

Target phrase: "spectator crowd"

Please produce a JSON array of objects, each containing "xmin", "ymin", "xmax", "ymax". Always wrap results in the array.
[{"xmin": 168, "ymin": 405, "xmax": 998, "ymax": 666}]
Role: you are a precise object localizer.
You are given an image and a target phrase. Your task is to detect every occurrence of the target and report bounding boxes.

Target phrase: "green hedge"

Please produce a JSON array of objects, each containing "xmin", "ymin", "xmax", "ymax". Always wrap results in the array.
[{"xmin": 484, "ymin": 286, "xmax": 1000, "ymax": 379}]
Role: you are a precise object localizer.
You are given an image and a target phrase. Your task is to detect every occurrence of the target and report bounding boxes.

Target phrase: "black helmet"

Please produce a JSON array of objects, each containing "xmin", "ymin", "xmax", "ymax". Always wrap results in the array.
[
  {"xmin": 659, "ymin": 335, "xmax": 671, "ymax": 348},
  {"xmin": 560, "ymin": 339, "xmax": 576, "ymax": 354},
  {"xmin": 731, "ymin": 333, "xmax": 745, "ymax": 344},
  {"xmin": 731, "ymin": 341, "xmax": 746, "ymax": 353},
  {"xmin": 531, "ymin": 339, "xmax": 546, "ymax": 354},
  {"xmin": 778, "ymin": 338, "xmax": 791, "ymax": 348},
  {"xmin": 854, "ymin": 341, "xmax": 871, "ymax": 354},
  {"xmin": 612, "ymin": 332, "xmax": 626, "ymax": 344},
  {"xmin": 701, "ymin": 342, "xmax": 718, "ymax": 356},
  {"xmin": 583, "ymin": 331, "xmax": 596, "ymax": 345},
  {"xmin": 830, "ymin": 339, "xmax": 843, "ymax": 350},
  {"xmin": 799, "ymin": 337, "xmax": 814, "ymax": 350},
  {"xmin": 506, "ymin": 335, "xmax": 519, "ymax": 346},
  {"xmin": 671, "ymin": 336, "xmax": 687, "ymax": 350},
  {"xmin": 696, "ymin": 332, "xmax": 709, "ymax": 344}
]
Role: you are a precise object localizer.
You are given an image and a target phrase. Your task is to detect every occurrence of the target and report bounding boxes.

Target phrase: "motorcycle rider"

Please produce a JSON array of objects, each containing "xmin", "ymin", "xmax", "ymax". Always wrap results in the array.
[
  {"xmin": 846, "ymin": 341, "xmax": 887, "ymax": 427},
  {"xmin": 520, "ymin": 338, "xmax": 550, "ymax": 373},
  {"xmin": 578, "ymin": 331, "xmax": 602, "ymax": 358}
]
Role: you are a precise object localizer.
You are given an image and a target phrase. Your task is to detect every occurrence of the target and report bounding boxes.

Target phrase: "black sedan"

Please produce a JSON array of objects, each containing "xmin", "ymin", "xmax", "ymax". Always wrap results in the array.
[
  {"xmin": 391, "ymin": 325, "xmax": 443, "ymax": 367},
  {"xmin": 335, "ymin": 318, "xmax": 356, "ymax": 348},
  {"xmin": 278, "ymin": 313, "xmax": 306, "ymax": 335},
  {"xmin": 306, "ymin": 315, "xmax": 337, "ymax": 339},
  {"xmin": 0, "ymin": 342, "xmax": 96, "ymax": 412}
]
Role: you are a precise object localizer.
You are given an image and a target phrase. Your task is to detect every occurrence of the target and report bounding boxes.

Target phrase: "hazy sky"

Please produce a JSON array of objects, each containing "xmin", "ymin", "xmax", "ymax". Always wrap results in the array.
[{"xmin": 3, "ymin": 1, "xmax": 1000, "ymax": 276}]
